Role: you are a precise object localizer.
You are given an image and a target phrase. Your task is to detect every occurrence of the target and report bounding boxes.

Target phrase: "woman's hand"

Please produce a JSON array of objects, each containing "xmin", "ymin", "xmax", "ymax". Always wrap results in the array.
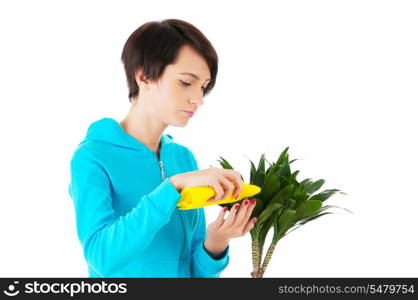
[
  {"xmin": 204, "ymin": 199, "xmax": 258, "ymax": 256},
  {"xmin": 169, "ymin": 167, "xmax": 244, "ymax": 202}
]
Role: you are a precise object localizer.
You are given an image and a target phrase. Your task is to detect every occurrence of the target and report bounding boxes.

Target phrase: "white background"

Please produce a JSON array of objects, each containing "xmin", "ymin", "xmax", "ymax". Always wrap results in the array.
[{"xmin": 1, "ymin": 0, "xmax": 417, "ymax": 278}]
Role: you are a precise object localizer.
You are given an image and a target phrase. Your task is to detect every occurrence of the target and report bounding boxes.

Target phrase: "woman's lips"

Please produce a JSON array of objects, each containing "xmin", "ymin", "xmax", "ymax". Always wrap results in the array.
[{"xmin": 183, "ymin": 110, "xmax": 194, "ymax": 117}]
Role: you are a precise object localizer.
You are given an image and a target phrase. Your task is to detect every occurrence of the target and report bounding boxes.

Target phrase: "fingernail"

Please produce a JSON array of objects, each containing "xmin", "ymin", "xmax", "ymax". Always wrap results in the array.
[
  {"xmin": 244, "ymin": 200, "xmax": 249, "ymax": 206},
  {"xmin": 250, "ymin": 199, "xmax": 256, "ymax": 205},
  {"xmin": 252, "ymin": 218, "xmax": 257, "ymax": 223},
  {"xmin": 234, "ymin": 203, "xmax": 240, "ymax": 209},
  {"xmin": 223, "ymin": 207, "xmax": 228, "ymax": 212}
]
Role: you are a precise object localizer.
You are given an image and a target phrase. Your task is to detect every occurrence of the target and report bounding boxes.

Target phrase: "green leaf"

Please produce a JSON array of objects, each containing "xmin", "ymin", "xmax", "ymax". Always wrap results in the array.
[
  {"xmin": 305, "ymin": 179, "xmax": 326, "ymax": 194},
  {"xmin": 257, "ymin": 205, "xmax": 280, "ymax": 246},
  {"xmin": 257, "ymin": 202, "xmax": 282, "ymax": 224},
  {"xmin": 276, "ymin": 147, "xmax": 289, "ymax": 165},
  {"xmin": 257, "ymin": 153, "xmax": 266, "ymax": 173},
  {"xmin": 294, "ymin": 196, "xmax": 310, "ymax": 210},
  {"xmin": 266, "ymin": 161, "xmax": 280, "ymax": 177},
  {"xmin": 294, "ymin": 203, "xmax": 351, "ymax": 227},
  {"xmin": 217, "ymin": 156, "xmax": 234, "ymax": 170},
  {"xmin": 298, "ymin": 211, "xmax": 334, "ymax": 225},
  {"xmin": 319, "ymin": 204, "xmax": 353, "ymax": 214},
  {"xmin": 290, "ymin": 170, "xmax": 300, "ymax": 183},
  {"xmin": 277, "ymin": 154, "xmax": 291, "ymax": 179},
  {"xmin": 309, "ymin": 189, "xmax": 347, "ymax": 202},
  {"xmin": 248, "ymin": 157, "xmax": 257, "ymax": 184},
  {"xmin": 251, "ymin": 198, "xmax": 264, "ymax": 217},
  {"xmin": 276, "ymin": 208, "xmax": 296, "ymax": 236},
  {"xmin": 265, "ymin": 158, "xmax": 274, "ymax": 170},
  {"xmin": 292, "ymin": 182, "xmax": 309, "ymax": 203},
  {"xmin": 285, "ymin": 212, "xmax": 333, "ymax": 236},
  {"xmin": 295, "ymin": 200, "xmax": 322, "ymax": 220},
  {"xmin": 300, "ymin": 178, "xmax": 313, "ymax": 192},
  {"xmin": 253, "ymin": 171, "xmax": 265, "ymax": 188},
  {"xmin": 269, "ymin": 184, "xmax": 294, "ymax": 206},
  {"xmin": 259, "ymin": 172, "xmax": 281, "ymax": 202},
  {"xmin": 258, "ymin": 217, "xmax": 275, "ymax": 250}
]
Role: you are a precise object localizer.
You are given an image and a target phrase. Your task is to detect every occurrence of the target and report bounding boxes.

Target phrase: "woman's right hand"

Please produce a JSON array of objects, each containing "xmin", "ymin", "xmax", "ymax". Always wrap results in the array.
[{"xmin": 169, "ymin": 168, "xmax": 244, "ymax": 202}]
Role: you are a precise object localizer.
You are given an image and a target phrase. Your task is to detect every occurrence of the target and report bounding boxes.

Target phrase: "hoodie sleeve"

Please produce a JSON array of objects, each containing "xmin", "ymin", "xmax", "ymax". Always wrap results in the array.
[
  {"xmin": 187, "ymin": 149, "xmax": 230, "ymax": 278},
  {"xmin": 68, "ymin": 149, "xmax": 182, "ymax": 277}
]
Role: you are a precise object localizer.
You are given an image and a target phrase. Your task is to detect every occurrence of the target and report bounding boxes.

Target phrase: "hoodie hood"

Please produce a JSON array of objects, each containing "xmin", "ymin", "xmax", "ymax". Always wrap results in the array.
[{"xmin": 79, "ymin": 117, "xmax": 174, "ymax": 155}]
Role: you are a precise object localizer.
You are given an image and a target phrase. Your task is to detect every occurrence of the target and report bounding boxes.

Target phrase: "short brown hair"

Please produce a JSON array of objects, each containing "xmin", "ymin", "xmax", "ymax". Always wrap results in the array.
[{"xmin": 121, "ymin": 19, "xmax": 218, "ymax": 103}]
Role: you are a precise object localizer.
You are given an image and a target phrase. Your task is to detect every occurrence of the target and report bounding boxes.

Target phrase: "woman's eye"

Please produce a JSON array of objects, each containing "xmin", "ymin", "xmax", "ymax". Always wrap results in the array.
[
  {"xmin": 180, "ymin": 80, "xmax": 191, "ymax": 87},
  {"xmin": 180, "ymin": 80, "xmax": 206, "ymax": 92}
]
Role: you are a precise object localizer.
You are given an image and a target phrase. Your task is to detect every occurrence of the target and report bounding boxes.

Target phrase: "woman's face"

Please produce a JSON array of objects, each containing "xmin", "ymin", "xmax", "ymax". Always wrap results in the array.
[{"xmin": 134, "ymin": 44, "xmax": 211, "ymax": 127}]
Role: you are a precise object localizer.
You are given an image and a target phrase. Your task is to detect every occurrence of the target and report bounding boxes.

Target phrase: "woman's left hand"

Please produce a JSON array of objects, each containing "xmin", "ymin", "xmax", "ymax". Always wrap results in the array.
[{"xmin": 204, "ymin": 199, "xmax": 258, "ymax": 255}]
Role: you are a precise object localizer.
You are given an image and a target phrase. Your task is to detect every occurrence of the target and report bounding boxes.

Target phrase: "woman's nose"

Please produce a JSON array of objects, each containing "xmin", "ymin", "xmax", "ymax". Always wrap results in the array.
[{"xmin": 190, "ymin": 96, "xmax": 204, "ymax": 107}]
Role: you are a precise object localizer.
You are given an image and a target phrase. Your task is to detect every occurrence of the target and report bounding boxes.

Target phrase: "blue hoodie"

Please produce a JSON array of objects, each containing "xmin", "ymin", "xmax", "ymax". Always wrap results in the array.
[{"xmin": 68, "ymin": 117, "xmax": 230, "ymax": 278}]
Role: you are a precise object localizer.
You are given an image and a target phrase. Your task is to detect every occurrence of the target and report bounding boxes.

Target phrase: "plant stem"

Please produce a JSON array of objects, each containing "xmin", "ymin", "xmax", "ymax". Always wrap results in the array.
[
  {"xmin": 259, "ymin": 242, "xmax": 277, "ymax": 277},
  {"xmin": 251, "ymin": 239, "xmax": 259, "ymax": 274},
  {"xmin": 250, "ymin": 229, "xmax": 263, "ymax": 278},
  {"xmin": 251, "ymin": 238, "xmax": 265, "ymax": 278}
]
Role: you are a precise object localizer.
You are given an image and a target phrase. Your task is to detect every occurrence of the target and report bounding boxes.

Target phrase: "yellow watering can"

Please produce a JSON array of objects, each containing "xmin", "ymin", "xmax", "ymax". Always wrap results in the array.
[{"xmin": 177, "ymin": 183, "xmax": 261, "ymax": 210}]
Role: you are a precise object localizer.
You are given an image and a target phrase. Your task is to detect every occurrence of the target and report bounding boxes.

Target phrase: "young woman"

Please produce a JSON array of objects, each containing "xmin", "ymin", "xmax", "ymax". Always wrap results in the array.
[{"xmin": 68, "ymin": 18, "xmax": 258, "ymax": 278}]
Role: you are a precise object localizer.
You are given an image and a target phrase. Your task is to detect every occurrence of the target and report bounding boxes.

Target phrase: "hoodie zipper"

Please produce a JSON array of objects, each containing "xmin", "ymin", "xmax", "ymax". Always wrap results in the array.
[
  {"xmin": 159, "ymin": 160, "xmax": 165, "ymax": 180},
  {"xmin": 154, "ymin": 151, "xmax": 187, "ymax": 269}
]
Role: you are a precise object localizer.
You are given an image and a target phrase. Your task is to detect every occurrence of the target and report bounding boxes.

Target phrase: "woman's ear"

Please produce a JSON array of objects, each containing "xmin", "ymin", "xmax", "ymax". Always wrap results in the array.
[{"xmin": 135, "ymin": 68, "xmax": 150, "ymax": 89}]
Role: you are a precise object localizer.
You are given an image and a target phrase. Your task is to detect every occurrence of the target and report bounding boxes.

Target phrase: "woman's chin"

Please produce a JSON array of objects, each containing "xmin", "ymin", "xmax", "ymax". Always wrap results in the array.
[
  {"xmin": 167, "ymin": 112, "xmax": 192, "ymax": 127},
  {"xmin": 170, "ymin": 118, "xmax": 189, "ymax": 127}
]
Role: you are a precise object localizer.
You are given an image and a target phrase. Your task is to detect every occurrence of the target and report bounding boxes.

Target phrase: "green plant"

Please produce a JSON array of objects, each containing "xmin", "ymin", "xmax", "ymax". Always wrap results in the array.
[{"xmin": 216, "ymin": 147, "xmax": 351, "ymax": 278}]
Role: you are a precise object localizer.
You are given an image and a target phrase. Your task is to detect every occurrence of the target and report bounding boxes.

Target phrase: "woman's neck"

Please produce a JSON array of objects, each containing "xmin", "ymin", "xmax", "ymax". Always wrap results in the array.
[{"xmin": 119, "ymin": 106, "xmax": 166, "ymax": 156}]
